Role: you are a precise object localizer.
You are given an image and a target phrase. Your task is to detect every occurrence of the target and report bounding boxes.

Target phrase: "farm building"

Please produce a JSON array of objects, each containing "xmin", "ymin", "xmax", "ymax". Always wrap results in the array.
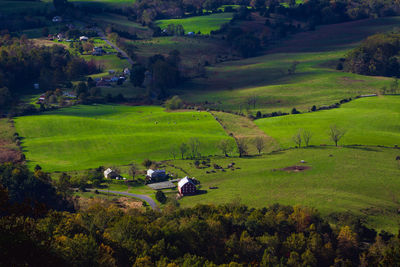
[
  {"xmin": 178, "ymin": 177, "xmax": 197, "ymax": 196},
  {"xmin": 79, "ymin": 36, "xmax": 89, "ymax": 41},
  {"xmin": 52, "ymin": 16, "xmax": 62, "ymax": 23},
  {"xmin": 104, "ymin": 168, "xmax": 118, "ymax": 179},
  {"xmin": 147, "ymin": 169, "xmax": 166, "ymax": 181},
  {"xmin": 92, "ymin": 47, "xmax": 104, "ymax": 56}
]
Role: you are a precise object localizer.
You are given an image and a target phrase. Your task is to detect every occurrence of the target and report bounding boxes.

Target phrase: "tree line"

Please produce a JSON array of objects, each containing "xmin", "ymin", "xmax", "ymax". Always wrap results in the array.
[{"xmin": 1, "ymin": 162, "xmax": 400, "ymax": 266}]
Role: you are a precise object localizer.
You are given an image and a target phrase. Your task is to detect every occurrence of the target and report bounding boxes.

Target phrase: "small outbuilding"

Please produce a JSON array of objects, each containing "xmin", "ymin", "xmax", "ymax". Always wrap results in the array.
[
  {"xmin": 104, "ymin": 168, "xmax": 118, "ymax": 179},
  {"xmin": 52, "ymin": 16, "xmax": 62, "ymax": 23},
  {"xmin": 146, "ymin": 169, "xmax": 166, "ymax": 181},
  {"xmin": 79, "ymin": 36, "xmax": 89, "ymax": 41},
  {"xmin": 178, "ymin": 177, "xmax": 197, "ymax": 196}
]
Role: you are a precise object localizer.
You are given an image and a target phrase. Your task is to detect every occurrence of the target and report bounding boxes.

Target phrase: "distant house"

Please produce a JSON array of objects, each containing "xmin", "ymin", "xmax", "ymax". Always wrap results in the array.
[
  {"xmin": 123, "ymin": 68, "xmax": 130, "ymax": 76},
  {"xmin": 79, "ymin": 36, "xmax": 89, "ymax": 41},
  {"xmin": 178, "ymin": 177, "xmax": 197, "ymax": 195},
  {"xmin": 96, "ymin": 79, "xmax": 111, "ymax": 87},
  {"xmin": 92, "ymin": 46, "xmax": 104, "ymax": 56},
  {"xmin": 104, "ymin": 168, "xmax": 118, "ymax": 179},
  {"xmin": 33, "ymin": 83, "xmax": 40, "ymax": 90},
  {"xmin": 52, "ymin": 16, "xmax": 62, "ymax": 23},
  {"xmin": 187, "ymin": 32, "xmax": 195, "ymax": 36},
  {"xmin": 146, "ymin": 169, "xmax": 166, "ymax": 182},
  {"xmin": 38, "ymin": 94, "xmax": 45, "ymax": 102},
  {"xmin": 63, "ymin": 91, "xmax": 76, "ymax": 98}
]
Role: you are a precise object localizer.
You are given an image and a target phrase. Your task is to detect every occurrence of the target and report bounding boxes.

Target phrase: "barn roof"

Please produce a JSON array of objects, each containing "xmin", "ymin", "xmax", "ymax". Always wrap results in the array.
[{"xmin": 178, "ymin": 177, "xmax": 195, "ymax": 188}]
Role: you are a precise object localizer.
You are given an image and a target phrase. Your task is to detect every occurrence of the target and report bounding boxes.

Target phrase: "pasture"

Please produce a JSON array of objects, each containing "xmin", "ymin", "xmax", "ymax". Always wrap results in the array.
[
  {"xmin": 14, "ymin": 105, "xmax": 235, "ymax": 172},
  {"xmin": 255, "ymin": 96, "xmax": 400, "ymax": 148},
  {"xmin": 175, "ymin": 17, "xmax": 400, "ymax": 113},
  {"xmin": 156, "ymin": 13, "xmax": 234, "ymax": 35},
  {"xmin": 0, "ymin": 1, "xmax": 52, "ymax": 15},
  {"xmin": 170, "ymin": 146, "xmax": 400, "ymax": 232}
]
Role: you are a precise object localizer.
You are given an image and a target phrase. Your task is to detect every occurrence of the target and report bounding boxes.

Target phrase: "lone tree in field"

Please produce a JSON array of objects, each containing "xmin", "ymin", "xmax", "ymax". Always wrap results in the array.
[
  {"xmin": 179, "ymin": 142, "xmax": 189, "ymax": 159},
  {"xmin": 237, "ymin": 138, "xmax": 248, "ymax": 157},
  {"xmin": 170, "ymin": 147, "xmax": 178, "ymax": 159},
  {"xmin": 329, "ymin": 124, "xmax": 346, "ymax": 147},
  {"xmin": 288, "ymin": 61, "xmax": 299, "ymax": 75},
  {"xmin": 218, "ymin": 139, "xmax": 233, "ymax": 157},
  {"xmin": 302, "ymin": 129, "xmax": 313, "ymax": 147},
  {"xmin": 255, "ymin": 137, "xmax": 266, "ymax": 154},
  {"xmin": 292, "ymin": 130, "xmax": 302, "ymax": 148},
  {"xmin": 128, "ymin": 163, "xmax": 137, "ymax": 179},
  {"xmin": 188, "ymin": 138, "xmax": 201, "ymax": 159}
]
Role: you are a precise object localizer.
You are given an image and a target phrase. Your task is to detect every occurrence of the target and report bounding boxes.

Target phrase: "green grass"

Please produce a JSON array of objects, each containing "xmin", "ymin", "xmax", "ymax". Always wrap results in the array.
[
  {"xmin": 0, "ymin": 1, "xmax": 52, "ymax": 15},
  {"xmin": 175, "ymin": 16, "xmax": 400, "ymax": 113},
  {"xmin": 170, "ymin": 146, "xmax": 400, "ymax": 232},
  {"xmin": 128, "ymin": 36, "xmax": 230, "ymax": 68},
  {"xmin": 14, "ymin": 105, "xmax": 235, "ymax": 172},
  {"xmin": 156, "ymin": 13, "xmax": 233, "ymax": 34},
  {"xmin": 255, "ymin": 96, "xmax": 400, "ymax": 148}
]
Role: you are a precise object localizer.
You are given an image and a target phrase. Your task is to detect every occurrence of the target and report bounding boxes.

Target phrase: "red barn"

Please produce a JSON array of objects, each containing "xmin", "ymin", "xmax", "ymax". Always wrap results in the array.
[{"xmin": 178, "ymin": 177, "xmax": 197, "ymax": 196}]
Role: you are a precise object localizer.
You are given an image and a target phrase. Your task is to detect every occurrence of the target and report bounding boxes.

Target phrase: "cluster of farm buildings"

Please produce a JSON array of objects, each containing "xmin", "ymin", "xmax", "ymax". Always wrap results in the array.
[{"xmin": 103, "ymin": 167, "xmax": 197, "ymax": 196}]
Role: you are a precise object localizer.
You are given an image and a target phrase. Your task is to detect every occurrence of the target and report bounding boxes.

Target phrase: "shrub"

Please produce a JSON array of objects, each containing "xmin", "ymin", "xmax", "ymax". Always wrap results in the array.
[
  {"xmin": 165, "ymin": 95, "xmax": 183, "ymax": 110},
  {"xmin": 155, "ymin": 190, "xmax": 167, "ymax": 204}
]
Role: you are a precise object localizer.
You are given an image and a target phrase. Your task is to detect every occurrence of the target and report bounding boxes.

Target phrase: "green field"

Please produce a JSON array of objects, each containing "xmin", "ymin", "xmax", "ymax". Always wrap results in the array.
[
  {"xmin": 255, "ymin": 96, "xmax": 400, "ymax": 148},
  {"xmin": 156, "ymin": 13, "xmax": 233, "ymax": 35},
  {"xmin": 0, "ymin": 1, "xmax": 52, "ymax": 15},
  {"xmin": 14, "ymin": 105, "xmax": 235, "ymax": 172},
  {"xmin": 175, "ymin": 17, "xmax": 400, "ymax": 113},
  {"xmin": 170, "ymin": 146, "xmax": 400, "ymax": 231}
]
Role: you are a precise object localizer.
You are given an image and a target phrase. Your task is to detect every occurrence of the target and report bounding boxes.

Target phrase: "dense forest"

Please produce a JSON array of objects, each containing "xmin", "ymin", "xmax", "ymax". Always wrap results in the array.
[
  {"xmin": 345, "ymin": 33, "xmax": 400, "ymax": 78},
  {"xmin": 1, "ymin": 163, "xmax": 400, "ymax": 266}
]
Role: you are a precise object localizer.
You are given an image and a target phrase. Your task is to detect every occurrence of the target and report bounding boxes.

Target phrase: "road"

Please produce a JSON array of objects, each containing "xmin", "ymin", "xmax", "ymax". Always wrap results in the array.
[
  {"xmin": 96, "ymin": 28, "xmax": 134, "ymax": 65},
  {"xmin": 90, "ymin": 189, "xmax": 160, "ymax": 211}
]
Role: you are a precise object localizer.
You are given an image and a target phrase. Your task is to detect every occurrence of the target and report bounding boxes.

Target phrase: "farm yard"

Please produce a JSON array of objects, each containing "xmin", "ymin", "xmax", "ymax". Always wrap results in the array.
[{"xmin": 14, "ymin": 105, "xmax": 236, "ymax": 172}]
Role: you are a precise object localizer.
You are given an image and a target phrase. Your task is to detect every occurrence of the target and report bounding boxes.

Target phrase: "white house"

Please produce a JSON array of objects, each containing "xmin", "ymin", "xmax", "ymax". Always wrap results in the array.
[
  {"xmin": 123, "ymin": 68, "xmax": 130, "ymax": 76},
  {"xmin": 52, "ymin": 16, "xmax": 62, "ymax": 23},
  {"xmin": 104, "ymin": 168, "xmax": 118, "ymax": 179},
  {"xmin": 79, "ymin": 36, "xmax": 89, "ymax": 41}
]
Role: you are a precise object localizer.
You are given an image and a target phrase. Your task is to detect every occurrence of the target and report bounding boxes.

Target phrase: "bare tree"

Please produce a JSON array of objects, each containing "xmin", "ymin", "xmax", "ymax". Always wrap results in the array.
[
  {"xmin": 302, "ymin": 129, "xmax": 313, "ymax": 147},
  {"xmin": 179, "ymin": 142, "xmax": 189, "ymax": 159},
  {"xmin": 288, "ymin": 61, "xmax": 299, "ymax": 75},
  {"xmin": 188, "ymin": 137, "xmax": 201, "ymax": 159},
  {"xmin": 255, "ymin": 136, "xmax": 266, "ymax": 154},
  {"xmin": 329, "ymin": 124, "xmax": 346, "ymax": 147},
  {"xmin": 218, "ymin": 139, "xmax": 233, "ymax": 157},
  {"xmin": 128, "ymin": 163, "xmax": 137, "ymax": 179},
  {"xmin": 292, "ymin": 130, "xmax": 302, "ymax": 148},
  {"xmin": 170, "ymin": 147, "xmax": 178, "ymax": 160},
  {"xmin": 237, "ymin": 138, "xmax": 248, "ymax": 157}
]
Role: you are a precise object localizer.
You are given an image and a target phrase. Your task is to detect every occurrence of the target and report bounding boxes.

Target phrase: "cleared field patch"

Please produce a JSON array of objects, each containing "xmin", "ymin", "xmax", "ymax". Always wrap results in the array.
[
  {"xmin": 211, "ymin": 111, "xmax": 279, "ymax": 154},
  {"xmin": 0, "ymin": 1, "xmax": 52, "ymax": 15},
  {"xmin": 14, "ymin": 105, "xmax": 235, "ymax": 172},
  {"xmin": 129, "ymin": 36, "xmax": 230, "ymax": 68},
  {"xmin": 255, "ymin": 96, "xmax": 400, "ymax": 148},
  {"xmin": 156, "ymin": 13, "xmax": 233, "ymax": 35},
  {"xmin": 171, "ymin": 146, "xmax": 400, "ymax": 232}
]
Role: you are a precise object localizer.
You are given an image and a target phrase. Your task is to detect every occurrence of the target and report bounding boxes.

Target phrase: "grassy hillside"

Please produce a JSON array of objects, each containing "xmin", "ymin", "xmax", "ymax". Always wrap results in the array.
[
  {"xmin": 14, "ymin": 105, "xmax": 235, "ymax": 172},
  {"xmin": 175, "ymin": 17, "xmax": 400, "ymax": 113},
  {"xmin": 156, "ymin": 13, "xmax": 233, "ymax": 35},
  {"xmin": 255, "ymin": 96, "xmax": 400, "ymax": 148},
  {"xmin": 170, "ymin": 146, "xmax": 400, "ymax": 231},
  {"xmin": 0, "ymin": 1, "xmax": 52, "ymax": 15}
]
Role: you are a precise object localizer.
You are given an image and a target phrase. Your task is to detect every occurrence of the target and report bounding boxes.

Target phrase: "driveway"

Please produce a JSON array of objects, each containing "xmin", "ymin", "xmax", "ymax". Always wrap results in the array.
[{"xmin": 90, "ymin": 189, "xmax": 160, "ymax": 211}]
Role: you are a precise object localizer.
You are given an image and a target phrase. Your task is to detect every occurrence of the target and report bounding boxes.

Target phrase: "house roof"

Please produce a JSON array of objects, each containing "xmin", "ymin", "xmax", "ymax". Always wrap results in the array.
[{"xmin": 178, "ymin": 177, "xmax": 195, "ymax": 188}]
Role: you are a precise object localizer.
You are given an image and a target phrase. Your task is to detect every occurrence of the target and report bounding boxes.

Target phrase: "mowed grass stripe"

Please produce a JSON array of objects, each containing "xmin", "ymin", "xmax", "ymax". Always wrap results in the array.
[
  {"xmin": 15, "ymin": 105, "xmax": 235, "ymax": 171},
  {"xmin": 255, "ymin": 96, "xmax": 400, "ymax": 148}
]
